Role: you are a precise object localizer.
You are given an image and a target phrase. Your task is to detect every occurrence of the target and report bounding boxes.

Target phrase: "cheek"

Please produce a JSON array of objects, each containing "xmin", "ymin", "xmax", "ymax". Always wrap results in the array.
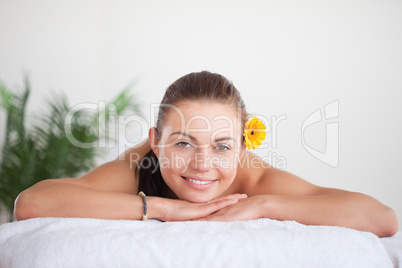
[
  {"xmin": 158, "ymin": 148, "xmax": 191, "ymax": 175},
  {"xmin": 219, "ymin": 166, "xmax": 237, "ymax": 182},
  {"xmin": 215, "ymin": 150, "xmax": 241, "ymax": 169},
  {"xmin": 221, "ymin": 153, "xmax": 241, "ymax": 180}
]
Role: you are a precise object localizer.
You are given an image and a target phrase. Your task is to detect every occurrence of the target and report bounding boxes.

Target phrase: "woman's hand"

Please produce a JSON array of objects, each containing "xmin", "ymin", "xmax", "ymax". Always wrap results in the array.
[
  {"xmin": 193, "ymin": 195, "xmax": 265, "ymax": 222},
  {"xmin": 152, "ymin": 193, "xmax": 248, "ymax": 222}
]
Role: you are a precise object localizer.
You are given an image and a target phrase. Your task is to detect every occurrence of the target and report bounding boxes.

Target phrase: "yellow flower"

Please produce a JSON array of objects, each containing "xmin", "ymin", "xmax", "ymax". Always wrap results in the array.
[{"xmin": 243, "ymin": 116, "xmax": 266, "ymax": 150}]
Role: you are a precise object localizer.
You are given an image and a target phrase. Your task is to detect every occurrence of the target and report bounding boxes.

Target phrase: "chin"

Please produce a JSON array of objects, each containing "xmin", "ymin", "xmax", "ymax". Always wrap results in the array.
[{"xmin": 181, "ymin": 193, "xmax": 215, "ymax": 203}]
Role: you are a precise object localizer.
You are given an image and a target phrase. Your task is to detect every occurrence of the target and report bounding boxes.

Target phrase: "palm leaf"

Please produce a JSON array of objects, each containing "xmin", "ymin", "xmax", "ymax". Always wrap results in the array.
[{"xmin": 0, "ymin": 77, "xmax": 141, "ymax": 219}]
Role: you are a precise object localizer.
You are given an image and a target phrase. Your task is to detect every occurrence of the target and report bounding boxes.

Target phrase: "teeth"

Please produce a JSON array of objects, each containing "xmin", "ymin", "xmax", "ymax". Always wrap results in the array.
[{"xmin": 184, "ymin": 177, "xmax": 214, "ymax": 185}]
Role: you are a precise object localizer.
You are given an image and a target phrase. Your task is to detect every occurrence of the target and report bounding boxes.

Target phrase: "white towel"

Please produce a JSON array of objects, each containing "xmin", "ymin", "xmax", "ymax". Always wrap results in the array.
[
  {"xmin": 0, "ymin": 217, "xmax": 395, "ymax": 268},
  {"xmin": 381, "ymin": 231, "xmax": 402, "ymax": 267}
]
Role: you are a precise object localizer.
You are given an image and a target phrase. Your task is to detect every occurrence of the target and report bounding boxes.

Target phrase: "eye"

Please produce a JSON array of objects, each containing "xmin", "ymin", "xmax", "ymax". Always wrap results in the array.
[
  {"xmin": 215, "ymin": 144, "xmax": 230, "ymax": 151},
  {"xmin": 177, "ymin": 141, "xmax": 192, "ymax": 148}
]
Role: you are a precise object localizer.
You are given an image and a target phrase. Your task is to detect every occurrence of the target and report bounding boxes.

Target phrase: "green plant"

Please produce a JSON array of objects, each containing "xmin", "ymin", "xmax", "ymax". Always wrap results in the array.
[{"xmin": 0, "ymin": 77, "xmax": 141, "ymax": 221}]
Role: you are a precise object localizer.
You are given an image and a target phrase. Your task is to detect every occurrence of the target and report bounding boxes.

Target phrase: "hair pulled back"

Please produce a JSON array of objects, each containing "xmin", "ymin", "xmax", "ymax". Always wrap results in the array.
[{"xmin": 137, "ymin": 71, "xmax": 248, "ymax": 197}]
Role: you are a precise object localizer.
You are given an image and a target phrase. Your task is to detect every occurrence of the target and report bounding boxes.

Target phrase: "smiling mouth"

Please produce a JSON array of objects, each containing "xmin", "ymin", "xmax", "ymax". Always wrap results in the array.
[{"xmin": 181, "ymin": 176, "xmax": 217, "ymax": 185}]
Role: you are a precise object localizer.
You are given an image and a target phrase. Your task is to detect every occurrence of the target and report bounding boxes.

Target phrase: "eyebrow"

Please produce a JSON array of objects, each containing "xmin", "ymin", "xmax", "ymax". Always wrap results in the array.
[{"xmin": 169, "ymin": 131, "xmax": 237, "ymax": 143}]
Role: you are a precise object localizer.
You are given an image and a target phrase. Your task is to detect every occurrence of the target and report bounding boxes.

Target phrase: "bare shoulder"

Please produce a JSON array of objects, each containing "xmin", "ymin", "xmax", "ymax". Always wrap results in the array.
[
  {"xmin": 235, "ymin": 151, "xmax": 341, "ymax": 196},
  {"xmin": 78, "ymin": 160, "xmax": 139, "ymax": 194},
  {"xmin": 54, "ymin": 140, "xmax": 152, "ymax": 195},
  {"xmin": 118, "ymin": 139, "xmax": 151, "ymax": 166}
]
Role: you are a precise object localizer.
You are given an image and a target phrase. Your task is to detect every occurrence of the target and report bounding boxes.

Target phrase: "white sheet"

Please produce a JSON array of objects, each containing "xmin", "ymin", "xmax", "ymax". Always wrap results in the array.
[
  {"xmin": 381, "ymin": 231, "xmax": 402, "ymax": 267},
  {"xmin": 0, "ymin": 217, "xmax": 399, "ymax": 268}
]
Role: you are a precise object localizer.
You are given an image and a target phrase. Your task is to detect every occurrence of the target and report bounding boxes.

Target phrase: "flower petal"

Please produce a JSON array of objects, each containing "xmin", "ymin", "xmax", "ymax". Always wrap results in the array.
[{"xmin": 243, "ymin": 116, "xmax": 266, "ymax": 150}]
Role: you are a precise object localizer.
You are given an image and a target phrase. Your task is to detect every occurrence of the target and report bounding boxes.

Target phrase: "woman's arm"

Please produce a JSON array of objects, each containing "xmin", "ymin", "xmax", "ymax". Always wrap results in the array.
[
  {"xmin": 14, "ymin": 160, "xmax": 148, "ymax": 220},
  {"xmin": 14, "ymin": 140, "xmax": 244, "ymax": 221},
  {"xmin": 257, "ymin": 192, "xmax": 398, "ymax": 237},
  {"xmin": 212, "ymin": 152, "xmax": 399, "ymax": 237}
]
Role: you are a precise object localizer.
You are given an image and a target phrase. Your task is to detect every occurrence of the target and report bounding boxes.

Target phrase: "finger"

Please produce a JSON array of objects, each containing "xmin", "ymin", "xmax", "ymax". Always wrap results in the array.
[
  {"xmin": 223, "ymin": 193, "xmax": 247, "ymax": 199},
  {"xmin": 208, "ymin": 193, "xmax": 247, "ymax": 203},
  {"xmin": 225, "ymin": 193, "xmax": 248, "ymax": 200},
  {"xmin": 235, "ymin": 193, "xmax": 248, "ymax": 200},
  {"xmin": 193, "ymin": 214, "xmax": 227, "ymax": 222},
  {"xmin": 201, "ymin": 198, "xmax": 238, "ymax": 216}
]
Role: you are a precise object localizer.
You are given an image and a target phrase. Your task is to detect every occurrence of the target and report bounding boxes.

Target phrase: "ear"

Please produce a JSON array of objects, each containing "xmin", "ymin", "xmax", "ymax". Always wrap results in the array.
[{"xmin": 148, "ymin": 127, "xmax": 160, "ymax": 157}]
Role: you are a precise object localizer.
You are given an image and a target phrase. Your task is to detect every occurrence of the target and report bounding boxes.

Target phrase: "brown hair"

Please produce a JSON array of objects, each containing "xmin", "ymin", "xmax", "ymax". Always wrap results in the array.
[{"xmin": 136, "ymin": 71, "xmax": 248, "ymax": 197}]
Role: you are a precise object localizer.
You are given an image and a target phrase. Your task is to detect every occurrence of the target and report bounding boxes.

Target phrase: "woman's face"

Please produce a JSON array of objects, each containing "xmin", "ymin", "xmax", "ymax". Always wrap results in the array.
[{"xmin": 150, "ymin": 101, "xmax": 245, "ymax": 203}]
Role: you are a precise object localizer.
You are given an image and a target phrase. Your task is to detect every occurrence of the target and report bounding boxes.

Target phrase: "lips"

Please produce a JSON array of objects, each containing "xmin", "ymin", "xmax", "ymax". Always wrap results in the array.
[
  {"xmin": 182, "ymin": 176, "xmax": 216, "ymax": 185},
  {"xmin": 181, "ymin": 176, "xmax": 218, "ymax": 190}
]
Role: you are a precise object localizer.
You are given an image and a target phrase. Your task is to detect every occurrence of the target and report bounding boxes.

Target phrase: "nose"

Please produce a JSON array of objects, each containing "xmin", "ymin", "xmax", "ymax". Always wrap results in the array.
[{"xmin": 189, "ymin": 149, "xmax": 213, "ymax": 172}]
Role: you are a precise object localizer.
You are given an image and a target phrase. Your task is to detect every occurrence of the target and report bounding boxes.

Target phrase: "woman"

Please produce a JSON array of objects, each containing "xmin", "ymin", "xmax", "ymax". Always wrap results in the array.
[{"xmin": 14, "ymin": 71, "xmax": 398, "ymax": 237}]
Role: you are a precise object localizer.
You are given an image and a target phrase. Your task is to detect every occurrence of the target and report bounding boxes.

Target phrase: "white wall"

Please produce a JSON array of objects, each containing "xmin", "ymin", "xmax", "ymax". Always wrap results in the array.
[{"xmin": 0, "ymin": 0, "xmax": 401, "ymax": 227}]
